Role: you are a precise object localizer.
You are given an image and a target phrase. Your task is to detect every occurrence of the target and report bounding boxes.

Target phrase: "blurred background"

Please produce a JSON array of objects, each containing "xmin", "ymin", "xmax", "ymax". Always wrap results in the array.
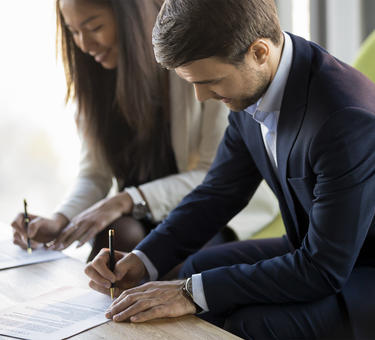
[
  {"xmin": 0, "ymin": 1, "xmax": 79, "ymax": 224},
  {"xmin": 0, "ymin": 0, "xmax": 374, "ymax": 255}
]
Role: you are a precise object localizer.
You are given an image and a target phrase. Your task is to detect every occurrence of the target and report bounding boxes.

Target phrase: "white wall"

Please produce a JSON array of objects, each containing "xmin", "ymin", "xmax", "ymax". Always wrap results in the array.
[
  {"xmin": 326, "ymin": 0, "xmax": 362, "ymax": 64},
  {"xmin": 0, "ymin": 1, "xmax": 79, "ymax": 224}
]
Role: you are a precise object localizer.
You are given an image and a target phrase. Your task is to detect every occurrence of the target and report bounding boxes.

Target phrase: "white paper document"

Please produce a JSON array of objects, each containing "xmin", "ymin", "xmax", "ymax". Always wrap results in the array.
[
  {"xmin": 0, "ymin": 238, "xmax": 66, "ymax": 270},
  {"xmin": 0, "ymin": 286, "xmax": 112, "ymax": 340}
]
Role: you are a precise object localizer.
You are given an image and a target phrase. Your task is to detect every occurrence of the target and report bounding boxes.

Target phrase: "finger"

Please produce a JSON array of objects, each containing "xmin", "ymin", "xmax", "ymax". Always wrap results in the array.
[
  {"xmin": 53, "ymin": 223, "xmax": 86, "ymax": 250},
  {"xmin": 22, "ymin": 214, "xmax": 41, "ymax": 238},
  {"xmin": 86, "ymin": 249, "xmax": 117, "ymax": 282},
  {"xmin": 11, "ymin": 213, "xmax": 27, "ymax": 236},
  {"xmin": 65, "ymin": 223, "xmax": 90, "ymax": 248},
  {"xmin": 28, "ymin": 238, "xmax": 41, "ymax": 249},
  {"xmin": 88, "ymin": 280, "xmax": 123, "ymax": 299},
  {"xmin": 84, "ymin": 263, "xmax": 112, "ymax": 288},
  {"xmin": 111, "ymin": 282, "xmax": 150, "ymax": 305},
  {"xmin": 76, "ymin": 229, "xmax": 98, "ymax": 248},
  {"xmin": 113, "ymin": 252, "xmax": 141, "ymax": 281},
  {"xmin": 109, "ymin": 290, "xmax": 149, "ymax": 314},
  {"xmin": 28, "ymin": 219, "xmax": 43, "ymax": 238},
  {"xmin": 130, "ymin": 305, "xmax": 168, "ymax": 323},
  {"xmin": 114, "ymin": 250, "xmax": 127, "ymax": 261},
  {"xmin": 88, "ymin": 280, "xmax": 108, "ymax": 295},
  {"xmin": 110, "ymin": 298, "xmax": 155, "ymax": 322},
  {"xmin": 13, "ymin": 231, "xmax": 27, "ymax": 250},
  {"xmin": 51, "ymin": 224, "xmax": 77, "ymax": 249},
  {"xmin": 14, "ymin": 229, "xmax": 42, "ymax": 249}
]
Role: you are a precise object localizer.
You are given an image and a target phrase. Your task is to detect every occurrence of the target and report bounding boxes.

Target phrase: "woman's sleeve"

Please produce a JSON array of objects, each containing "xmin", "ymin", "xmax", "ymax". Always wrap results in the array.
[
  {"xmin": 139, "ymin": 99, "xmax": 228, "ymax": 222},
  {"xmin": 55, "ymin": 128, "xmax": 113, "ymax": 221}
]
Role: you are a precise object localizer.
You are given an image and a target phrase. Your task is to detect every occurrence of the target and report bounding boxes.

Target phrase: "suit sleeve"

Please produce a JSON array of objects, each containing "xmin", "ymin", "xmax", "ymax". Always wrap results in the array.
[
  {"xmin": 135, "ymin": 113, "xmax": 263, "ymax": 276},
  {"xmin": 138, "ymin": 99, "xmax": 228, "ymax": 222},
  {"xmin": 202, "ymin": 108, "xmax": 375, "ymax": 313}
]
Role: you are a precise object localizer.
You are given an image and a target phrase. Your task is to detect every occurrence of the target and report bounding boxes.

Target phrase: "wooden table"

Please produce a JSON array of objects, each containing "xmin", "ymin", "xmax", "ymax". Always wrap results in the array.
[{"xmin": 0, "ymin": 257, "xmax": 242, "ymax": 339}]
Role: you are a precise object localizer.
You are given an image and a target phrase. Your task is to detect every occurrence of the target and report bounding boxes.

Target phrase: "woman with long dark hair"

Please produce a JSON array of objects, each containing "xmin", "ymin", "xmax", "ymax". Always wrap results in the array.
[{"xmin": 11, "ymin": 0, "xmax": 279, "ymax": 261}]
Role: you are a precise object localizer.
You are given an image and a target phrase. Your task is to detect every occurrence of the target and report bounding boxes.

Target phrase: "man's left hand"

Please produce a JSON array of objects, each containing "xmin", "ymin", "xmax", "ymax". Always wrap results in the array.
[{"xmin": 105, "ymin": 280, "xmax": 197, "ymax": 323}]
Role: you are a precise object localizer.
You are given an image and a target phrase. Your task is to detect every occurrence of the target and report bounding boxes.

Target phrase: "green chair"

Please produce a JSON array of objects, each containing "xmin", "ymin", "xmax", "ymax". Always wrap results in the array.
[
  {"xmin": 251, "ymin": 213, "xmax": 284, "ymax": 239},
  {"xmin": 353, "ymin": 30, "xmax": 375, "ymax": 84}
]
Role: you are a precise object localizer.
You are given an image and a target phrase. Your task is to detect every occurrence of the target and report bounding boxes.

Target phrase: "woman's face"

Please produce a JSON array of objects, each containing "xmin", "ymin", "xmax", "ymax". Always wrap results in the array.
[{"xmin": 59, "ymin": 0, "xmax": 118, "ymax": 69}]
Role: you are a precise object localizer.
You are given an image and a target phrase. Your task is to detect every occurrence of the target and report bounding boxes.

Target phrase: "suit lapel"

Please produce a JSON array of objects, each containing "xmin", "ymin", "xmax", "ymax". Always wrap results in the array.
[
  {"xmin": 243, "ymin": 114, "xmax": 282, "ymax": 193},
  {"xmin": 276, "ymin": 34, "xmax": 312, "ymax": 243}
]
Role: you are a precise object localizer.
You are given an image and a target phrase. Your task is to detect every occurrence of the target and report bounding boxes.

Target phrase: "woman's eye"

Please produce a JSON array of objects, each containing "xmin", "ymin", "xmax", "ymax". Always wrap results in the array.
[{"xmin": 91, "ymin": 25, "xmax": 103, "ymax": 32}]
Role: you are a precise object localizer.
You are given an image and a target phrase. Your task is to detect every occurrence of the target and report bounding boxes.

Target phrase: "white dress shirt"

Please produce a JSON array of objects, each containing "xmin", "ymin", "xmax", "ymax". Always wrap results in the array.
[{"xmin": 133, "ymin": 32, "xmax": 293, "ymax": 312}]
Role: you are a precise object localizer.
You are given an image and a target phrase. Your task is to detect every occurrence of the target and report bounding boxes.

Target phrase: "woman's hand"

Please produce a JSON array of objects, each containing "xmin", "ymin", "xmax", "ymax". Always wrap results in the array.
[
  {"xmin": 11, "ymin": 213, "xmax": 68, "ymax": 249},
  {"xmin": 85, "ymin": 250, "xmax": 147, "ymax": 297},
  {"xmin": 51, "ymin": 192, "xmax": 133, "ymax": 250},
  {"xmin": 105, "ymin": 280, "xmax": 197, "ymax": 323}
]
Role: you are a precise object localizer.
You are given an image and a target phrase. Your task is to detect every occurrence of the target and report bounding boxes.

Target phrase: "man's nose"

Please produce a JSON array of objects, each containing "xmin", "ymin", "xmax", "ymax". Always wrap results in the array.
[{"xmin": 193, "ymin": 84, "xmax": 215, "ymax": 102}]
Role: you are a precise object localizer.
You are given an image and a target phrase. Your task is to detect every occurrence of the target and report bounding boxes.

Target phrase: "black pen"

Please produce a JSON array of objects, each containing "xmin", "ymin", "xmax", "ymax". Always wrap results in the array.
[
  {"xmin": 23, "ymin": 199, "xmax": 32, "ymax": 254},
  {"xmin": 109, "ymin": 228, "xmax": 115, "ymax": 299}
]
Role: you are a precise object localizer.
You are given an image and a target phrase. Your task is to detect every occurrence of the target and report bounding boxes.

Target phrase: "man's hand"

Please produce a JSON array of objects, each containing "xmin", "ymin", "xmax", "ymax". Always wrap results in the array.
[
  {"xmin": 85, "ymin": 249, "xmax": 147, "ymax": 297},
  {"xmin": 105, "ymin": 280, "xmax": 197, "ymax": 323}
]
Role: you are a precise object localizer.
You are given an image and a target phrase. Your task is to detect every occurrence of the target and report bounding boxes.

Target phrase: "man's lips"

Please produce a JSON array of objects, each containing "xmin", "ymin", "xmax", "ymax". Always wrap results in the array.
[{"xmin": 221, "ymin": 97, "xmax": 232, "ymax": 103}]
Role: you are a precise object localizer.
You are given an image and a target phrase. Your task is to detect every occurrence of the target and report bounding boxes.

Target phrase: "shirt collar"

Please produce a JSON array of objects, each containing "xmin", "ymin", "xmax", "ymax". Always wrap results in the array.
[{"xmin": 245, "ymin": 32, "xmax": 293, "ymax": 125}]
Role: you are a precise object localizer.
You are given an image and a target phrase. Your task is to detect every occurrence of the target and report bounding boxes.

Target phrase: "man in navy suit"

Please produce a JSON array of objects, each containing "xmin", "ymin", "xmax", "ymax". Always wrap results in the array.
[{"xmin": 85, "ymin": 0, "xmax": 375, "ymax": 338}]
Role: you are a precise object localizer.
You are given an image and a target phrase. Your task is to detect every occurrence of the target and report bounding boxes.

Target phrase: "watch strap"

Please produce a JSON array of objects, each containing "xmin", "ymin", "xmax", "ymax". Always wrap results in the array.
[
  {"xmin": 124, "ymin": 186, "xmax": 150, "ymax": 219},
  {"xmin": 182, "ymin": 277, "xmax": 203, "ymax": 313}
]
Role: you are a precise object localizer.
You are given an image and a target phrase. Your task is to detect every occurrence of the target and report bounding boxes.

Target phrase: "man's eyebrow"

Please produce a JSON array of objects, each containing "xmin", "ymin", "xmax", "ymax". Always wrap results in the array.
[
  {"xmin": 192, "ymin": 77, "xmax": 224, "ymax": 85},
  {"xmin": 80, "ymin": 15, "xmax": 101, "ymax": 27}
]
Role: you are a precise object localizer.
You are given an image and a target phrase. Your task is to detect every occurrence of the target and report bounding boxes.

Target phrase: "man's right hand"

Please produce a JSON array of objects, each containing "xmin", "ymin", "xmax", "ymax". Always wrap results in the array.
[
  {"xmin": 11, "ymin": 213, "xmax": 68, "ymax": 249},
  {"xmin": 85, "ymin": 250, "xmax": 147, "ymax": 298}
]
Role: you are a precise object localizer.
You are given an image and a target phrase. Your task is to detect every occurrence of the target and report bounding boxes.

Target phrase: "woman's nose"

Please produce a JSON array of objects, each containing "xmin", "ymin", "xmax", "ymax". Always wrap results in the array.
[{"xmin": 76, "ymin": 32, "xmax": 95, "ymax": 54}]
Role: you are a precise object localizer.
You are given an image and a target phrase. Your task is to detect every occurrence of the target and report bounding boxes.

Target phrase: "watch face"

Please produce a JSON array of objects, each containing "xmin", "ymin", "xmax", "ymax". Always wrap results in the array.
[{"xmin": 133, "ymin": 201, "xmax": 149, "ymax": 220}]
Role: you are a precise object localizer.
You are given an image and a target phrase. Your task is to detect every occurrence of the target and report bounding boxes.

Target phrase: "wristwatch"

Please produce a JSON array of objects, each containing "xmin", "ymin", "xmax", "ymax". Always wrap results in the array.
[
  {"xmin": 125, "ymin": 187, "xmax": 150, "ymax": 220},
  {"xmin": 182, "ymin": 277, "xmax": 203, "ymax": 313}
]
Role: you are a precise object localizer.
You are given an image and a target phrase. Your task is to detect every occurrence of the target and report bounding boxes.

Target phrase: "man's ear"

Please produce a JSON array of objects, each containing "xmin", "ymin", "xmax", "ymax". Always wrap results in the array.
[{"xmin": 247, "ymin": 39, "xmax": 270, "ymax": 66}]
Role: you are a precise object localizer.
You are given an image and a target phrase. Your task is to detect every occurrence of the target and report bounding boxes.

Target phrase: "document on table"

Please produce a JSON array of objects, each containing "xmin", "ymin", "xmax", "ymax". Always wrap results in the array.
[
  {"xmin": 0, "ymin": 286, "xmax": 112, "ymax": 340},
  {"xmin": 0, "ymin": 238, "xmax": 66, "ymax": 270}
]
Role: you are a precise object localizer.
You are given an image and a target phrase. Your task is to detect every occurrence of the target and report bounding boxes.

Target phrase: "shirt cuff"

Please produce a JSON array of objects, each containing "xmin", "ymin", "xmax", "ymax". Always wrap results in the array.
[
  {"xmin": 131, "ymin": 250, "xmax": 158, "ymax": 281},
  {"xmin": 192, "ymin": 273, "xmax": 209, "ymax": 312}
]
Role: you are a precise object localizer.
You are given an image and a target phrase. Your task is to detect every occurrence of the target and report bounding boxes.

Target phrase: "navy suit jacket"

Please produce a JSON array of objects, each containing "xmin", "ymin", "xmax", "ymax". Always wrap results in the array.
[{"xmin": 136, "ymin": 34, "xmax": 375, "ymax": 338}]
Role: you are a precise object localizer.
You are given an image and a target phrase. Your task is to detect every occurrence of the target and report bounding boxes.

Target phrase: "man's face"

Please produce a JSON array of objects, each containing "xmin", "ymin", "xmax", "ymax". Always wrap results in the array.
[{"xmin": 175, "ymin": 54, "xmax": 270, "ymax": 112}]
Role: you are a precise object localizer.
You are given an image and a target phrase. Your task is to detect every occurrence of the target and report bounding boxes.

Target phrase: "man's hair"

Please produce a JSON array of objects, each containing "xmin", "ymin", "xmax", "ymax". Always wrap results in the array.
[{"xmin": 153, "ymin": 0, "xmax": 282, "ymax": 68}]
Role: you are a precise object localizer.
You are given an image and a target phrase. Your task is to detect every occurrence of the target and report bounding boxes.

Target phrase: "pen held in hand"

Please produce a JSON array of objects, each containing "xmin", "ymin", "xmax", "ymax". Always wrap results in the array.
[
  {"xmin": 108, "ymin": 228, "xmax": 115, "ymax": 299},
  {"xmin": 23, "ymin": 199, "xmax": 32, "ymax": 254}
]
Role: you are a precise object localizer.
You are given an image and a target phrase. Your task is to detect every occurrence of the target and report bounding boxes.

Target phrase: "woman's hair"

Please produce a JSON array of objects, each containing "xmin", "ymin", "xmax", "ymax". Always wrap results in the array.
[
  {"xmin": 56, "ymin": 0, "xmax": 176, "ymax": 187},
  {"xmin": 153, "ymin": 0, "xmax": 282, "ymax": 68}
]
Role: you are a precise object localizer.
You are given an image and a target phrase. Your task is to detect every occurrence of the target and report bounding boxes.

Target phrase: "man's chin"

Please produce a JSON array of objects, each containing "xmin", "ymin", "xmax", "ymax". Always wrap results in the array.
[{"xmin": 223, "ymin": 101, "xmax": 247, "ymax": 112}]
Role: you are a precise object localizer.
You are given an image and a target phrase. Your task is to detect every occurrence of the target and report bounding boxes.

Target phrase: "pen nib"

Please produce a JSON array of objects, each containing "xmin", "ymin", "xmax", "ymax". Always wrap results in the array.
[
  {"xmin": 27, "ymin": 248, "xmax": 32, "ymax": 254},
  {"xmin": 110, "ymin": 288, "xmax": 114, "ymax": 300}
]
